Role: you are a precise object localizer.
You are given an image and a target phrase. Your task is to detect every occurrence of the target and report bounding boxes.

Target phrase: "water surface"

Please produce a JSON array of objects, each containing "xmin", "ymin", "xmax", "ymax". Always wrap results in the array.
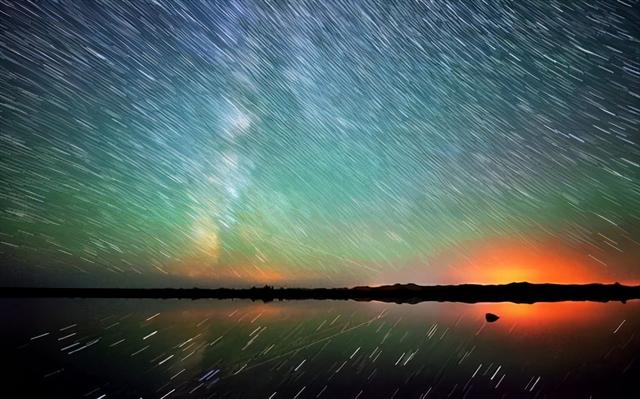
[{"xmin": 2, "ymin": 299, "xmax": 638, "ymax": 398}]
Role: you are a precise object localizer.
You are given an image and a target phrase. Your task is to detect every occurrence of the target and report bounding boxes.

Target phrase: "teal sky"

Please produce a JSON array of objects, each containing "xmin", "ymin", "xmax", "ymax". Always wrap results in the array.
[{"xmin": 1, "ymin": 0, "xmax": 639, "ymax": 287}]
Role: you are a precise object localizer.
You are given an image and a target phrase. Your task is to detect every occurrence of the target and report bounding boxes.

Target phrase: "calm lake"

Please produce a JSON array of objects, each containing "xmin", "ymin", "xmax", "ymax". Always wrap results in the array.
[{"xmin": 3, "ymin": 298, "xmax": 638, "ymax": 398}]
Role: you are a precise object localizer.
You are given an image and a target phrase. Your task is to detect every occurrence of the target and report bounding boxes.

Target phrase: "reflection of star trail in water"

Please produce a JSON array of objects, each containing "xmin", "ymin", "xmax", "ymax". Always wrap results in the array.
[
  {"xmin": 1, "ymin": 1, "xmax": 639, "ymax": 288},
  {"xmin": 4, "ymin": 299, "xmax": 640, "ymax": 397},
  {"xmin": 221, "ymin": 310, "xmax": 386, "ymax": 379}
]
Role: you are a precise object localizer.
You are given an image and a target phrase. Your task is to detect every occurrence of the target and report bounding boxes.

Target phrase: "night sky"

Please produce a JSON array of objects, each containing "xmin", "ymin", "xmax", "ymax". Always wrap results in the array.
[{"xmin": 1, "ymin": 0, "xmax": 639, "ymax": 288}]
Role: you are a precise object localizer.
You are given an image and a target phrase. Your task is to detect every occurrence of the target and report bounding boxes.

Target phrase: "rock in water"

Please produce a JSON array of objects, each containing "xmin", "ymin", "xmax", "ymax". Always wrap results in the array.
[{"xmin": 485, "ymin": 313, "xmax": 500, "ymax": 322}]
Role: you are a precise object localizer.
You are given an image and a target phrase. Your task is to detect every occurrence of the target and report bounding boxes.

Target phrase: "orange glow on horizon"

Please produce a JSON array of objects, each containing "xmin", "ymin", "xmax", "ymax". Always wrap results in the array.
[
  {"xmin": 441, "ymin": 238, "xmax": 615, "ymax": 285},
  {"xmin": 163, "ymin": 256, "xmax": 300, "ymax": 286}
]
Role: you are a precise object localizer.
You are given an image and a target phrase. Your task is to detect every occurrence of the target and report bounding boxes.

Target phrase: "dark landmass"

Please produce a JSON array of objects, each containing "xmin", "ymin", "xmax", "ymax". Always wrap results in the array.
[
  {"xmin": 1, "ymin": 282, "xmax": 640, "ymax": 304},
  {"xmin": 485, "ymin": 312, "xmax": 500, "ymax": 322}
]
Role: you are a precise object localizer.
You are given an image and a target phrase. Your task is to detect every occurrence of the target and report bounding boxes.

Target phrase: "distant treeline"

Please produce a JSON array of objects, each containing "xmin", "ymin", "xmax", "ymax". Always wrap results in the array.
[{"xmin": 1, "ymin": 282, "xmax": 639, "ymax": 304}]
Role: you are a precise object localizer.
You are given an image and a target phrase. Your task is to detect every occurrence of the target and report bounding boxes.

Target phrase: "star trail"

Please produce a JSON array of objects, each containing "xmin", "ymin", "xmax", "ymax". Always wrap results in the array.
[{"xmin": 1, "ymin": 0, "xmax": 639, "ymax": 287}]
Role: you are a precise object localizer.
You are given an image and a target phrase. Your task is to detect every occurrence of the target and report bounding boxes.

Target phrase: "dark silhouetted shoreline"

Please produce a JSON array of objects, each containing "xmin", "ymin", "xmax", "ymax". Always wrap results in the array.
[{"xmin": 1, "ymin": 282, "xmax": 639, "ymax": 304}]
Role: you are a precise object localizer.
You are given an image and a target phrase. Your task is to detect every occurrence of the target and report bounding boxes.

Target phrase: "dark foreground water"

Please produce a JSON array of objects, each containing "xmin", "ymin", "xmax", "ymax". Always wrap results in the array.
[{"xmin": 2, "ymin": 299, "xmax": 638, "ymax": 398}]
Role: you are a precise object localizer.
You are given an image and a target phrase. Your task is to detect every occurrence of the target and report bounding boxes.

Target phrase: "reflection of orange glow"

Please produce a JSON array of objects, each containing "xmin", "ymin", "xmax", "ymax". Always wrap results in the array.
[
  {"xmin": 166, "ymin": 301, "xmax": 289, "ymax": 321},
  {"xmin": 158, "ymin": 299, "xmax": 331, "ymax": 325},
  {"xmin": 434, "ymin": 300, "xmax": 635, "ymax": 333},
  {"xmin": 474, "ymin": 302, "xmax": 603, "ymax": 328},
  {"xmin": 443, "ymin": 238, "xmax": 609, "ymax": 284}
]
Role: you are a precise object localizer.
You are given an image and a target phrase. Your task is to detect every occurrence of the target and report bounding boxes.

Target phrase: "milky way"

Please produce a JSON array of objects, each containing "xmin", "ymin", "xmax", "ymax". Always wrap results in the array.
[{"xmin": 1, "ymin": 1, "xmax": 639, "ymax": 287}]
